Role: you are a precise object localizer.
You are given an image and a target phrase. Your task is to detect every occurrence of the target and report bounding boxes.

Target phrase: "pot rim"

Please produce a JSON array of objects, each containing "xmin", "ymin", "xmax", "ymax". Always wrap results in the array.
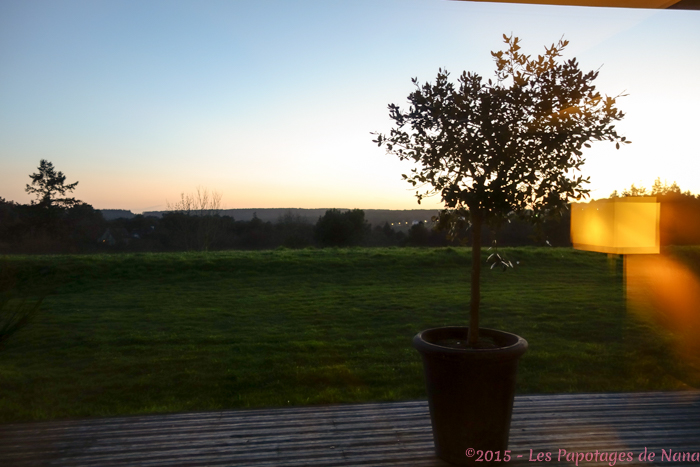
[{"xmin": 413, "ymin": 326, "xmax": 528, "ymax": 361}]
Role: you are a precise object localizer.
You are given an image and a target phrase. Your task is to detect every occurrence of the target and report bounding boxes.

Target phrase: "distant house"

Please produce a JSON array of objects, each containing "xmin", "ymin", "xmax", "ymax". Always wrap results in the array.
[
  {"xmin": 97, "ymin": 227, "xmax": 132, "ymax": 246},
  {"xmin": 97, "ymin": 229, "xmax": 116, "ymax": 246}
]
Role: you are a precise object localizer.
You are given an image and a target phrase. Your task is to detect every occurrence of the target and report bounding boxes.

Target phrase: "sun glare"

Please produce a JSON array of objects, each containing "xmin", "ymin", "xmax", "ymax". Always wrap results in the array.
[{"xmin": 625, "ymin": 254, "xmax": 700, "ymax": 374}]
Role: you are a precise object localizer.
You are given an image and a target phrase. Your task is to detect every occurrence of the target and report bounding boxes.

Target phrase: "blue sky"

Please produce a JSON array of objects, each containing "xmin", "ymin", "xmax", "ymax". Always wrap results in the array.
[{"xmin": 1, "ymin": 0, "xmax": 698, "ymax": 212}]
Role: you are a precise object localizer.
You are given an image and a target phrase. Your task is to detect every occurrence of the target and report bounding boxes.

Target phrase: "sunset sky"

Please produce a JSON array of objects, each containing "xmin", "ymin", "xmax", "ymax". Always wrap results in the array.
[{"xmin": 1, "ymin": 0, "xmax": 698, "ymax": 213}]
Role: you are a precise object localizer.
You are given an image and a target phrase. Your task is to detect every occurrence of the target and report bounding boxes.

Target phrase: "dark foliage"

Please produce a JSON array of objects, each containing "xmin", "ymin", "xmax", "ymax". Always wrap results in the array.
[
  {"xmin": 314, "ymin": 209, "xmax": 370, "ymax": 247},
  {"xmin": 0, "ymin": 197, "xmax": 106, "ymax": 254},
  {"xmin": 405, "ymin": 222, "xmax": 450, "ymax": 247},
  {"xmin": 274, "ymin": 212, "xmax": 315, "ymax": 248}
]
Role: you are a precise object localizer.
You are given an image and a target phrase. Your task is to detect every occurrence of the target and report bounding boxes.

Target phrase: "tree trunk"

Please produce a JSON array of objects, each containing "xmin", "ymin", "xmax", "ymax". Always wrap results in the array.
[{"xmin": 468, "ymin": 214, "xmax": 482, "ymax": 346}]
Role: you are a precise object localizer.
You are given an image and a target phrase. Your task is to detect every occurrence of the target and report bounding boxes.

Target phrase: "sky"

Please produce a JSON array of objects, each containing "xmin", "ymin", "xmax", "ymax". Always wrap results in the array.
[{"xmin": 1, "ymin": 0, "xmax": 699, "ymax": 213}]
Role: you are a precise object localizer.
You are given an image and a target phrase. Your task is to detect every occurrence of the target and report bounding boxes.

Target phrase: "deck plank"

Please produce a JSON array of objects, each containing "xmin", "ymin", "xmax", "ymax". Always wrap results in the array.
[{"xmin": 1, "ymin": 391, "xmax": 698, "ymax": 466}]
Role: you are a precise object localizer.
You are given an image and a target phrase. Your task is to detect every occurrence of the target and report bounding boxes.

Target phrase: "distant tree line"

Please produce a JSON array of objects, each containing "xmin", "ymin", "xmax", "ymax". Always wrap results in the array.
[
  {"xmin": 0, "ymin": 197, "xmax": 574, "ymax": 253},
  {"xmin": 2, "ymin": 161, "xmax": 698, "ymax": 254}
]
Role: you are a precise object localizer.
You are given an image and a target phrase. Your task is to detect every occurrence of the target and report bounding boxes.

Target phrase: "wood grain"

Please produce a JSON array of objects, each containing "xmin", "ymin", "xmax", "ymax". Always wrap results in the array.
[{"xmin": 1, "ymin": 391, "xmax": 698, "ymax": 466}]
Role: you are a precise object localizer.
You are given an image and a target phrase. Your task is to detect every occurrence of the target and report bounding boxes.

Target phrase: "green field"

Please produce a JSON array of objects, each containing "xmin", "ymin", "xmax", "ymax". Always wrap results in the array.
[{"xmin": 1, "ymin": 247, "xmax": 698, "ymax": 423}]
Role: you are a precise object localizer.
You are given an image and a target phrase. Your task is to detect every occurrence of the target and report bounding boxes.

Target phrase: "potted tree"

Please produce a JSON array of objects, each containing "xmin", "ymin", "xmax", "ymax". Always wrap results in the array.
[{"xmin": 373, "ymin": 35, "xmax": 629, "ymax": 466}]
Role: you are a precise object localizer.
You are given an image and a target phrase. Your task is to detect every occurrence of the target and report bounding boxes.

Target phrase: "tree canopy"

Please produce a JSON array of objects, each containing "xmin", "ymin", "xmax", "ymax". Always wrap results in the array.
[
  {"xmin": 314, "ymin": 209, "xmax": 369, "ymax": 247},
  {"xmin": 25, "ymin": 160, "xmax": 80, "ymax": 209},
  {"xmin": 374, "ymin": 35, "xmax": 630, "ymax": 346},
  {"xmin": 374, "ymin": 35, "xmax": 629, "ymax": 228}
]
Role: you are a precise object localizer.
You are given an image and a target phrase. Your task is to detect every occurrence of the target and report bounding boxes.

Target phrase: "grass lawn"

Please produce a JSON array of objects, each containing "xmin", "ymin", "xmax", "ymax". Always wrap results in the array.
[{"xmin": 1, "ymin": 246, "xmax": 698, "ymax": 423}]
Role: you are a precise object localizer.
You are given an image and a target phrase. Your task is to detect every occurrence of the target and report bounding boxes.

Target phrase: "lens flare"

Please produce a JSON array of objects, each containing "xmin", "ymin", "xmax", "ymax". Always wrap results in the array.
[
  {"xmin": 571, "ymin": 197, "xmax": 660, "ymax": 254},
  {"xmin": 625, "ymin": 254, "xmax": 700, "ymax": 372}
]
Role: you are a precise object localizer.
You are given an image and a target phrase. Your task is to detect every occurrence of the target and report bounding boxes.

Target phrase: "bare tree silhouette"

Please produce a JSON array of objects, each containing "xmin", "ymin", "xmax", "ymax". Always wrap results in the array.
[{"xmin": 166, "ymin": 187, "xmax": 223, "ymax": 251}]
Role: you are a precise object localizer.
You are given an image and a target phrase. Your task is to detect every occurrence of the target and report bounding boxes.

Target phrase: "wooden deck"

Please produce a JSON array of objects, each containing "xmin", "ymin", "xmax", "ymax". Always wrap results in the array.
[{"xmin": 1, "ymin": 391, "xmax": 699, "ymax": 466}]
